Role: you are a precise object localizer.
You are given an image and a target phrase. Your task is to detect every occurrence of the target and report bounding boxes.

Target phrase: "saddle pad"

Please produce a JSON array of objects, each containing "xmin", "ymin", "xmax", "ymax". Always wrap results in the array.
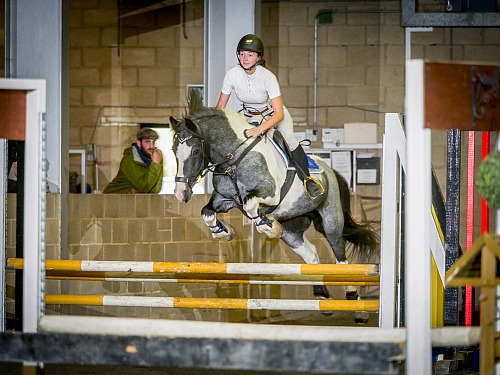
[
  {"xmin": 308, "ymin": 156, "xmax": 324, "ymax": 174},
  {"xmin": 266, "ymin": 136, "xmax": 324, "ymax": 173},
  {"xmin": 267, "ymin": 135, "xmax": 291, "ymax": 166}
]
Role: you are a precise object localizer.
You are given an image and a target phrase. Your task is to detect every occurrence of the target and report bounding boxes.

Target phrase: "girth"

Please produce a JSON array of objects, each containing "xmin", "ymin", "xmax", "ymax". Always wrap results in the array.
[{"xmin": 214, "ymin": 132, "xmax": 296, "ymax": 215}]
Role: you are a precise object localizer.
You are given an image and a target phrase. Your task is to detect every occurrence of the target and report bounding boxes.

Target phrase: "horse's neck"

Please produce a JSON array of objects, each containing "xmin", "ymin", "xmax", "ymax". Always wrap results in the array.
[{"xmin": 202, "ymin": 109, "xmax": 248, "ymax": 161}]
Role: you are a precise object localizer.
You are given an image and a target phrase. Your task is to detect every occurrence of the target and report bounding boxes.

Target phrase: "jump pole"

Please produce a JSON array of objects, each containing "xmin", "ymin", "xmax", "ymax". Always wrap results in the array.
[
  {"xmin": 7, "ymin": 258, "xmax": 378, "ymax": 277},
  {"xmin": 8, "ymin": 258, "xmax": 379, "ymax": 285},
  {"xmin": 45, "ymin": 295, "xmax": 379, "ymax": 311},
  {"xmin": 44, "ymin": 276, "xmax": 379, "ymax": 286}
]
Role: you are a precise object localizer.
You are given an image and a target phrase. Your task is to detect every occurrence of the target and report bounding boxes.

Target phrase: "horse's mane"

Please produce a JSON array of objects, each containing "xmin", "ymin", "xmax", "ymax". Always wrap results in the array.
[
  {"xmin": 186, "ymin": 89, "xmax": 243, "ymax": 143},
  {"xmin": 187, "ymin": 88, "xmax": 205, "ymax": 114}
]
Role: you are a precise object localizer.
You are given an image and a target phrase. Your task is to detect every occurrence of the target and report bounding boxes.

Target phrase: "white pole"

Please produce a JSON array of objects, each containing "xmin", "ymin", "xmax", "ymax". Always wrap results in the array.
[
  {"xmin": 23, "ymin": 81, "xmax": 47, "ymax": 333},
  {"xmin": 379, "ymin": 113, "xmax": 406, "ymax": 328},
  {"xmin": 313, "ymin": 16, "xmax": 318, "ymax": 130},
  {"xmin": 405, "ymin": 60, "xmax": 432, "ymax": 375}
]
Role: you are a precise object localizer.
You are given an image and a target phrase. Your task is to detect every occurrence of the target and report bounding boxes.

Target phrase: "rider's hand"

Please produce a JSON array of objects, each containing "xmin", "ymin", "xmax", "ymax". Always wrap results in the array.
[
  {"xmin": 245, "ymin": 126, "xmax": 264, "ymax": 139},
  {"xmin": 151, "ymin": 148, "xmax": 163, "ymax": 164}
]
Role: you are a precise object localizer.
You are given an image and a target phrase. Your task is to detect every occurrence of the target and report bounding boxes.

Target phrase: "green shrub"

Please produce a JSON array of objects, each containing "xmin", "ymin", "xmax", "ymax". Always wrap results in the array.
[{"xmin": 476, "ymin": 150, "xmax": 500, "ymax": 209}]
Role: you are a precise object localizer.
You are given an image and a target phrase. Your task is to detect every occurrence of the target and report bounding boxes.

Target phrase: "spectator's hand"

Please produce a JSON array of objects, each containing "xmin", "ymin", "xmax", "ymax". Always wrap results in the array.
[{"xmin": 151, "ymin": 148, "xmax": 163, "ymax": 164}]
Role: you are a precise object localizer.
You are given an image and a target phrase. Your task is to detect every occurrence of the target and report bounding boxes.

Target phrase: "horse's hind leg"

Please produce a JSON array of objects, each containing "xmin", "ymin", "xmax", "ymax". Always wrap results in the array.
[
  {"xmin": 201, "ymin": 194, "xmax": 236, "ymax": 241},
  {"xmin": 280, "ymin": 217, "xmax": 330, "ymax": 299},
  {"xmin": 312, "ymin": 212, "xmax": 360, "ymax": 300}
]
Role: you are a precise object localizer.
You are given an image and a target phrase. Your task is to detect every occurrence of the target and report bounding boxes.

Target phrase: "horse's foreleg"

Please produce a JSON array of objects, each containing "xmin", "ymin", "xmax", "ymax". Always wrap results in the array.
[
  {"xmin": 201, "ymin": 196, "xmax": 235, "ymax": 241},
  {"xmin": 243, "ymin": 197, "xmax": 282, "ymax": 239}
]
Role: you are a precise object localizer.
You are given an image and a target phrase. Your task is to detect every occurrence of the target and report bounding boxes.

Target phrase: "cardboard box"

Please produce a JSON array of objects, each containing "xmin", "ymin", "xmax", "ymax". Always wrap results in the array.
[{"xmin": 344, "ymin": 122, "xmax": 377, "ymax": 144}]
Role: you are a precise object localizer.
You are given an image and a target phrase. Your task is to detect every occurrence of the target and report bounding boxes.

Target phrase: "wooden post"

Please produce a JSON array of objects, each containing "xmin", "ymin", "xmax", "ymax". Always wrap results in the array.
[{"xmin": 480, "ymin": 234, "xmax": 497, "ymax": 375}]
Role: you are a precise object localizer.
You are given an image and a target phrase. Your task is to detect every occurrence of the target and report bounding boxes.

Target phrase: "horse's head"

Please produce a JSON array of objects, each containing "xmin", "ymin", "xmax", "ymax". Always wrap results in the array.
[{"xmin": 170, "ymin": 115, "xmax": 209, "ymax": 203}]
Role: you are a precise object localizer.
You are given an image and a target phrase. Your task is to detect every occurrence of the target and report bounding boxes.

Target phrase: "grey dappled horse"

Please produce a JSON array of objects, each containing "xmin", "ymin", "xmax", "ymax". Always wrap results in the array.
[{"xmin": 170, "ymin": 94, "xmax": 378, "ymax": 300}]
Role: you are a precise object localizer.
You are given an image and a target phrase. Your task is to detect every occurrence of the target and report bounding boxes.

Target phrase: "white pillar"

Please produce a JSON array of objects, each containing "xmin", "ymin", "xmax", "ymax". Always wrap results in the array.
[
  {"xmin": 7, "ymin": 0, "xmax": 68, "ymax": 193},
  {"xmin": 204, "ymin": 0, "xmax": 257, "ymax": 109},
  {"xmin": 405, "ymin": 60, "xmax": 432, "ymax": 375}
]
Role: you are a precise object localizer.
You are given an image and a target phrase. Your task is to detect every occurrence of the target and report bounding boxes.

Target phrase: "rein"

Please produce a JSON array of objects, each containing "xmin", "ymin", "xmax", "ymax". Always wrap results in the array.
[
  {"xmin": 173, "ymin": 121, "xmax": 264, "ymax": 199},
  {"xmin": 210, "ymin": 135, "xmax": 264, "ymax": 207},
  {"xmin": 174, "ymin": 116, "xmax": 295, "ymax": 215}
]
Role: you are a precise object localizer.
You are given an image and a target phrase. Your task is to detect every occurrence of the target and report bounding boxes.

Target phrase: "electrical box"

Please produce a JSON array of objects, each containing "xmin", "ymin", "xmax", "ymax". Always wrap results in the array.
[{"xmin": 322, "ymin": 128, "xmax": 344, "ymax": 145}]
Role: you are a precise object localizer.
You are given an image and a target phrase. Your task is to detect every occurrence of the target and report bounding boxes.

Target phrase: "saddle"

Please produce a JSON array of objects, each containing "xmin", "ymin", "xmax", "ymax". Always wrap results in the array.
[
  {"xmin": 245, "ymin": 113, "xmax": 320, "ymax": 173},
  {"xmin": 269, "ymin": 130, "xmax": 323, "ymax": 173}
]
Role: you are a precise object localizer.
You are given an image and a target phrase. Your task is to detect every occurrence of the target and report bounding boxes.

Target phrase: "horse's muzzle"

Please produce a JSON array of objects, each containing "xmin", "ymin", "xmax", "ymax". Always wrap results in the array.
[{"xmin": 174, "ymin": 181, "xmax": 193, "ymax": 203}]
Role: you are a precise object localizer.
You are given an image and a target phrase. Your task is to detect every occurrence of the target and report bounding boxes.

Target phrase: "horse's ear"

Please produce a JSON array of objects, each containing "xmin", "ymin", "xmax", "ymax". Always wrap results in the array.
[
  {"xmin": 169, "ymin": 116, "xmax": 180, "ymax": 131},
  {"xmin": 185, "ymin": 117, "xmax": 201, "ymax": 135}
]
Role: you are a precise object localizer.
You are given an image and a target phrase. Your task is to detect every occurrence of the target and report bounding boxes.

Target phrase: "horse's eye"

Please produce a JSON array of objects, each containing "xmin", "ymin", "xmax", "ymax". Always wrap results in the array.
[{"xmin": 192, "ymin": 149, "xmax": 200, "ymax": 156}]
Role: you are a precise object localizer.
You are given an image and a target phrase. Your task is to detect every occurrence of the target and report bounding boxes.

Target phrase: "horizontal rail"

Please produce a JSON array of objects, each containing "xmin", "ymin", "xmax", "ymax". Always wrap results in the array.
[
  {"xmin": 8, "ymin": 258, "xmax": 380, "ymax": 285},
  {"xmin": 7, "ymin": 258, "xmax": 379, "ymax": 276},
  {"xmin": 45, "ymin": 275, "xmax": 379, "ymax": 286},
  {"xmin": 45, "ymin": 295, "xmax": 380, "ymax": 311}
]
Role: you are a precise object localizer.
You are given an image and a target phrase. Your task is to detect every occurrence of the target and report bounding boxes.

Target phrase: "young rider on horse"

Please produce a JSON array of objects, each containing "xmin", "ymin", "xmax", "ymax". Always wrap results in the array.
[{"xmin": 216, "ymin": 34, "xmax": 324, "ymax": 199}]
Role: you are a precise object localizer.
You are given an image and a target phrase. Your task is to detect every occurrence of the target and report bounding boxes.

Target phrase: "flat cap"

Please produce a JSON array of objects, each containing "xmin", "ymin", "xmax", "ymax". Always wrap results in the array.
[{"xmin": 137, "ymin": 127, "xmax": 159, "ymax": 140}]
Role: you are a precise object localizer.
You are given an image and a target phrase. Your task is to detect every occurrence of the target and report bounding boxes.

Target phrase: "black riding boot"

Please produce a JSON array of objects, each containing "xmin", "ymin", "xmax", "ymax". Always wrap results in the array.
[{"xmin": 291, "ymin": 145, "xmax": 325, "ymax": 200}]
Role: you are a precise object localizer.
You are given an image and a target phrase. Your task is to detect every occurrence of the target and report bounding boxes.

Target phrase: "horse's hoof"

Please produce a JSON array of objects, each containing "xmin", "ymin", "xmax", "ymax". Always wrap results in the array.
[
  {"xmin": 266, "ymin": 221, "xmax": 282, "ymax": 239},
  {"xmin": 354, "ymin": 311, "xmax": 370, "ymax": 325},
  {"xmin": 313, "ymin": 285, "xmax": 330, "ymax": 300},
  {"xmin": 346, "ymin": 290, "xmax": 360, "ymax": 300},
  {"xmin": 258, "ymin": 223, "xmax": 282, "ymax": 239}
]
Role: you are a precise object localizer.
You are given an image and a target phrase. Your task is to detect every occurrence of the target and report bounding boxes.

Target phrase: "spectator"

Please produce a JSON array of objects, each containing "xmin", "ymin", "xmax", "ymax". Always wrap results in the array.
[{"xmin": 103, "ymin": 128, "xmax": 163, "ymax": 194}]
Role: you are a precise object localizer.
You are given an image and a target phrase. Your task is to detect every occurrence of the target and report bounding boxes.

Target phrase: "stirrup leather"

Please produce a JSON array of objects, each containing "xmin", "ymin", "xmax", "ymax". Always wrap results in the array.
[{"xmin": 304, "ymin": 176, "xmax": 325, "ymax": 200}]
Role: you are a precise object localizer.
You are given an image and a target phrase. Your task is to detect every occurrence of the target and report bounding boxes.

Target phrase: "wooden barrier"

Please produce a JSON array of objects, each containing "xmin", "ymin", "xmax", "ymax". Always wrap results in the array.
[
  {"xmin": 7, "ymin": 258, "xmax": 380, "ymax": 286},
  {"xmin": 45, "ymin": 295, "xmax": 379, "ymax": 311}
]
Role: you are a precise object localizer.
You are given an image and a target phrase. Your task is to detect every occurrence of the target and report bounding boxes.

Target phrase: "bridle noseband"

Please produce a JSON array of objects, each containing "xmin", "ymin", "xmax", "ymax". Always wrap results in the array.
[{"xmin": 173, "ymin": 122, "xmax": 264, "ymax": 200}]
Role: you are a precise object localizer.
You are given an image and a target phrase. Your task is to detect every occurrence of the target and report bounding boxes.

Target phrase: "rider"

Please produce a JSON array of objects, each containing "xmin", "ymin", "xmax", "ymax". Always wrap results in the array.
[{"xmin": 216, "ymin": 33, "xmax": 324, "ymax": 199}]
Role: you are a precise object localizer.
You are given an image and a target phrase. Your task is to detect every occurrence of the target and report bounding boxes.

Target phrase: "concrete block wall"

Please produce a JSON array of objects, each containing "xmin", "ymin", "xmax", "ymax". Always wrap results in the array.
[
  {"xmin": 6, "ymin": 193, "xmax": 371, "ymax": 322},
  {"xmin": 65, "ymin": 2, "xmax": 500, "ymax": 213},
  {"xmin": 69, "ymin": 0, "xmax": 204, "ymax": 190}
]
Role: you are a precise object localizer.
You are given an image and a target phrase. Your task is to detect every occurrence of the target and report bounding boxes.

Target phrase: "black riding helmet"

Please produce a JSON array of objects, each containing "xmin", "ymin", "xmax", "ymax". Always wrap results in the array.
[{"xmin": 236, "ymin": 34, "xmax": 264, "ymax": 57}]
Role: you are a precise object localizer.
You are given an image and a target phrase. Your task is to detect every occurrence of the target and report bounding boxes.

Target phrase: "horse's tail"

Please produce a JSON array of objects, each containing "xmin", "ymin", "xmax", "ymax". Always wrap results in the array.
[{"xmin": 334, "ymin": 170, "xmax": 379, "ymax": 258}]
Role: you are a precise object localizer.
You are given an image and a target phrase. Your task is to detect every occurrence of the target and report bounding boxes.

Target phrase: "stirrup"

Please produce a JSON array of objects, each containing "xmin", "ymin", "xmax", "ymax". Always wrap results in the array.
[{"xmin": 304, "ymin": 176, "xmax": 325, "ymax": 200}]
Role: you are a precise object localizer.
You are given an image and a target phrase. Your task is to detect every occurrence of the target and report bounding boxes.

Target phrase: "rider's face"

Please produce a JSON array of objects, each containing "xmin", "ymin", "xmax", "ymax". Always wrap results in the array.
[{"xmin": 238, "ymin": 51, "xmax": 259, "ymax": 69}]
